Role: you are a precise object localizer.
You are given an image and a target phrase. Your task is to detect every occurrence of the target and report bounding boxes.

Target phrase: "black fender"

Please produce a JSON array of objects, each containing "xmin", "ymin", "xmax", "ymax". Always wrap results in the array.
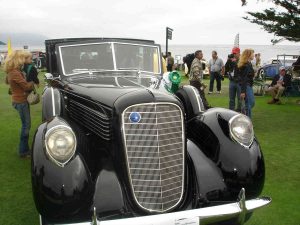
[
  {"xmin": 42, "ymin": 87, "xmax": 63, "ymax": 121},
  {"xmin": 187, "ymin": 140, "xmax": 228, "ymax": 203},
  {"xmin": 175, "ymin": 85, "xmax": 204, "ymax": 120},
  {"xmin": 31, "ymin": 117, "xmax": 93, "ymax": 221},
  {"xmin": 188, "ymin": 108, "xmax": 265, "ymax": 198},
  {"xmin": 92, "ymin": 161, "xmax": 125, "ymax": 217}
]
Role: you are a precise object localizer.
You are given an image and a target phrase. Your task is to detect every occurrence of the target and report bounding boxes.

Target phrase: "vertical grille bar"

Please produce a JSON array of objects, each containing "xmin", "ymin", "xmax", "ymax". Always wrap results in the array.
[{"xmin": 122, "ymin": 103, "xmax": 185, "ymax": 212}]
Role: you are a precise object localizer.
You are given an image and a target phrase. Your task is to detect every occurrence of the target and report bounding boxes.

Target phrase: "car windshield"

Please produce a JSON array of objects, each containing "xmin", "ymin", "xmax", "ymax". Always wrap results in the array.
[
  {"xmin": 59, "ymin": 42, "xmax": 161, "ymax": 76},
  {"xmin": 270, "ymin": 58, "xmax": 297, "ymax": 66}
]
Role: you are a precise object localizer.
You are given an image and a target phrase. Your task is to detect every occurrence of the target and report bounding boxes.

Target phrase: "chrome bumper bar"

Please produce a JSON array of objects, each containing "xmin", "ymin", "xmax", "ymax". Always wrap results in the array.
[{"xmin": 42, "ymin": 188, "xmax": 271, "ymax": 225}]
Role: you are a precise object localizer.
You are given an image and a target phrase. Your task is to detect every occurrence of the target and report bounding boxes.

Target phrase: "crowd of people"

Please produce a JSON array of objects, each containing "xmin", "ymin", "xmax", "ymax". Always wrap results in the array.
[{"xmin": 168, "ymin": 47, "xmax": 293, "ymax": 119}]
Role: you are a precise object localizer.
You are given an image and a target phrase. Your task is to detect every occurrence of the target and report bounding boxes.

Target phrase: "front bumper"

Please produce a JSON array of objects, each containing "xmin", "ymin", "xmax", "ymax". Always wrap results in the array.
[{"xmin": 42, "ymin": 189, "xmax": 271, "ymax": 225}]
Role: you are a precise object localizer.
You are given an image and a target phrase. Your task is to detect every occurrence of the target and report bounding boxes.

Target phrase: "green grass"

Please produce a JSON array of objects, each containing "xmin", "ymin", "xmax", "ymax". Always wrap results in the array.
[{"xmin": 0, "ymin": 69, "xmax": 300, "ymax": 225}]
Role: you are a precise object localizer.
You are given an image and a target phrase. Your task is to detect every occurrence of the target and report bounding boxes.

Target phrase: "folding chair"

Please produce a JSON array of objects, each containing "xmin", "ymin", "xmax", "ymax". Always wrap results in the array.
[{"xmin": 282, "ymin": 85, "xmax": 293, "ymax": 104}]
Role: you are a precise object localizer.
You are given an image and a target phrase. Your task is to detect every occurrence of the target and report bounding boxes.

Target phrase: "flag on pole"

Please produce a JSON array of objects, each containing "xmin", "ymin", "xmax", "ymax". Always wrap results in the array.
[
  {"xmin": 234, "ymin": 33, "xmax": 239, "ymax": 48},
  {"xmin": 7, "ymin": 37, "xmax": 13, "ymax": 55}
]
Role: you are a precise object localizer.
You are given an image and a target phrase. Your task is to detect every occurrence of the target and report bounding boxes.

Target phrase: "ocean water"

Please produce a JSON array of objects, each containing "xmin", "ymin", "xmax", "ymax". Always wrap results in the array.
[
  {"xmin": 163, "ymin": 44, "xmax": 300, "ymax": 65},
  {"xmin": 1, "ymin": 44, "xmax": 299, "ymax": 65}
]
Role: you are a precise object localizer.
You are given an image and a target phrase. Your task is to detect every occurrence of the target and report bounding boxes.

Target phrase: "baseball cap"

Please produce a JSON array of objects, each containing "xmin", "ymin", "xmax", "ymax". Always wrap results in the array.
[
  {"xmin": 232, "ymin": 47, "xmax": 240, "ymax": 54},
  {"xmin": 279, "ymin": 66, "xmax": 286, "ymax": 71}
]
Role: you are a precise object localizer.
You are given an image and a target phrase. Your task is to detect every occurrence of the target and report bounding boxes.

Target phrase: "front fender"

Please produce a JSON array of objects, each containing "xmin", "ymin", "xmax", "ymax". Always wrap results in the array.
[
  {"xmin": 187, "ymin": 140, "xmax": 228, "ymax": 203},
  {"xmin": 42, "ymin": 87, "xmax": 63, "ymax": 121},
  {"xmin": 31, "ymin": 118, "xmax": 93, "ymax": 220},
  {"xmin": 188, "ymin": 108, "xmax": 265, "ymax": 198}
]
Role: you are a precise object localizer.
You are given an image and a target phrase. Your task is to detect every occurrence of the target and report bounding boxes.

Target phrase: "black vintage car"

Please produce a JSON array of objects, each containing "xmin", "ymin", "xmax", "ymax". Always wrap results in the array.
[{"xmin": 32, "ymin": 38, "xmax": 271, "ymax": 225}]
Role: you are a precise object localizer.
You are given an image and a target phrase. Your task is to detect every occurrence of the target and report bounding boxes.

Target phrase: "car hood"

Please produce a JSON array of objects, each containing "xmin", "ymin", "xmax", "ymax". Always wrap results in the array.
[{"xmin": 63, "ymin": 77, "xmax": 173, "ymax": 108}]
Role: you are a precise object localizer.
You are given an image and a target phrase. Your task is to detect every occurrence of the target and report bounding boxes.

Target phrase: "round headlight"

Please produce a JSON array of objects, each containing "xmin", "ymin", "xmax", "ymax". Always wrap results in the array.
[
  {"xmin": 45, "ymin": 125, "xmax": 76, "ymax": 166},
  {"xmin": 229, "ymin": 114, "xmax": 254, "ymax": 148}
]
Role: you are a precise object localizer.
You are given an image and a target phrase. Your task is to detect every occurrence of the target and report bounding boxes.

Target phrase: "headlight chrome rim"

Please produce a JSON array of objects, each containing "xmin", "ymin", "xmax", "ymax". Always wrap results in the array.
[
  {"xmin": 229, "ymin": 114, "xmax": 254, "ymax": 149},
  {"xmin": 45, "ymin": 125, "xmax": 77, "ymax": 167}
]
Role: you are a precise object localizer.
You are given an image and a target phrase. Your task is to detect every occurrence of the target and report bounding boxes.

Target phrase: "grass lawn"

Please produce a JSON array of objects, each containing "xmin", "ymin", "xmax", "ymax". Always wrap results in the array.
[{"xmin": 0, "ymin": 68, "xmax": 300, "ymax": 225}]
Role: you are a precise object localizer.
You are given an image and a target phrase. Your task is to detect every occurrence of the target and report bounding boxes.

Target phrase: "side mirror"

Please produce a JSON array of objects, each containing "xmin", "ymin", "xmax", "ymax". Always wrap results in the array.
[{"xmin": 44, "ymin": 73, "xmax": 62, "ymax": 88}]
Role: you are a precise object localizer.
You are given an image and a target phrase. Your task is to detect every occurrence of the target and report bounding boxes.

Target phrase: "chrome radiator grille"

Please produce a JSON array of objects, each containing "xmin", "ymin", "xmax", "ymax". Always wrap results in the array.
[{"xmin": 122, "ymin": 103, "xmax": 185, "ymax": 212}]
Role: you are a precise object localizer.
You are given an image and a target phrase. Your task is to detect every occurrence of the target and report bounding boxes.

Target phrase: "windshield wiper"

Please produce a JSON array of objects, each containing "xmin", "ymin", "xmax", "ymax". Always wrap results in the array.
[
  {"xmin": 117, "ymin": 67, "xmax": 139, "ymax": 71},
  {"xmin": 72, "ymin": 69, "xmax": 109, "ymax": 75},
  {"xmin": 117, "ymin": 67, "xmax": 142, "ymax": 78}
]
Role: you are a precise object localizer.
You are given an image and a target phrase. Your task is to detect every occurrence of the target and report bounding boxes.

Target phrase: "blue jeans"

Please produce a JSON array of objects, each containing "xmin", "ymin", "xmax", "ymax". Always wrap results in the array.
[
  {"xmin": 239, "ymin": 85, "xmax": 255, "ymax": 119},
  {"xmin": 12, "ymin": 102, "xmax": 31, "ymax": 156},
  {"xmin": 209, "ymin": 72, "xmax": 221, "ymax": 92},
  {"xmin": 229, "ymin": 80, "xmax": 241, "ymax": 111}
]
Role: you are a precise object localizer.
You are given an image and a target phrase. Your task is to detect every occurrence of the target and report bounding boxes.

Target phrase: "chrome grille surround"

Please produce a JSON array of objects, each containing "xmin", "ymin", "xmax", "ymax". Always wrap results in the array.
[{"xmin": 122, "ymin": 103, "xmax": 185, "ymax": 212}]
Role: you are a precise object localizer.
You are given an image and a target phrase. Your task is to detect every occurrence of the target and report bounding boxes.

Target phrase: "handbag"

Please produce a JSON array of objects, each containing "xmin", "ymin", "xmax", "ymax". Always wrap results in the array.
[{"xmin": 27, "ymin": 86, "xmax": 40, "ymax": 105}]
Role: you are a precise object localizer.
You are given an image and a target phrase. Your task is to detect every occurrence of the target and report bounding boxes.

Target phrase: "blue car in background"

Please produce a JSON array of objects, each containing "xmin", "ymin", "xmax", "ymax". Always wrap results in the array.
[{"xmin": 258, "ymin": 55, "xmax": 298, "ymax": 80}]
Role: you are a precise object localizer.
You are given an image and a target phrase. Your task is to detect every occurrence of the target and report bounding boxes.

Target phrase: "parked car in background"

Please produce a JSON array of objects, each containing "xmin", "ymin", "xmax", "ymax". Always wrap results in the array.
[
  {"xmin": 32, "ymin": 38, "xmax": 270, "ymax": 225},
  {"xmin": 257, "ymin": 54, "xmax": 298, "ymax": 79}
]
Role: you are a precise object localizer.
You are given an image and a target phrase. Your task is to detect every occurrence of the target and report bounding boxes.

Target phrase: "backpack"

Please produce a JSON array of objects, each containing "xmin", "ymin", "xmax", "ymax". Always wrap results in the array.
[
  {"xmin": 26, "ymin": 64, "xmax": 33, "ymax": 76},
  {"xmin": 22, "ymin": 64, "xmax": 33, "ymax": 80},
  {"xmin": 184, "ymin": 53, "xmax": 195, "ymax": 71}
]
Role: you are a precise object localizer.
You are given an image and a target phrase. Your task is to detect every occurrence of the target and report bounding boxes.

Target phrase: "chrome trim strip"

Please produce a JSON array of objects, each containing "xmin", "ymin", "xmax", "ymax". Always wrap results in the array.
[
  {"xmin": 124, "ymin": 121, "xmax": 182, "ymax": 125},
  {"xmin": 51, "ymin": 87, "xmax": 56, "ymax": 117},
  {"xmin": 121, "ymin": 102, "xmax": 185, "ymax": 213},
  {"xmin": 92, "ymin": 207, "xmax": 98, "ymax": 225},
  {"xmin": 111, "ymin": 43, "xmax": 116, "ymax": 70},
  {"xmin": 39, "ymin": 215, "xmax": 42, "ymax": 225},
  {"xmin": 190, "ymin": 86, "xmax": 203, "ymax": 113},
  {"xmin": 124, "ymin": 110, "xmax": 180, "ymax": 114}
]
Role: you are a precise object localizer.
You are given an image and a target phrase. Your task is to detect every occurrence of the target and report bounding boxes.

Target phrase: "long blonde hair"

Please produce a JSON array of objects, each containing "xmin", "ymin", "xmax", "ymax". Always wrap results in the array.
[
  {"xmin": 238, "ymin": 49, "xmax": 254, "ymax": 68},
  {"xmin": 3, "ymin": 50, "xmax": 26, "ymax": 73}
]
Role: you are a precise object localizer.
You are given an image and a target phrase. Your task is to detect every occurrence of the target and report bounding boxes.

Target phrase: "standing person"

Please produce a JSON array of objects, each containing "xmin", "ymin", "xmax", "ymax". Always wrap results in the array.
[
  {"xmin": 237, "ymin": 49, "xmax": 255, "ymax": 119},
  {"xmin": 225, "ymin": 47, "xmax": 241, "ymax": 111},
  {"xmin": 167, "ymin": 52, "xmax": 174, "ymax": 72},
  {"xmin": 4, "ymin": 50, "xmax": 34, "ymax": 158},
  {"xmin": 189, "ymin": 50, "xmax": 210, "ymax": 109},
  {"xmin": 23, "ymin": 51, "xmax": 40, "ymax": 87},
  {"xmin": 208, "ymin": 51, "xmax": 224, "ymax": 94},
  {"xmin": 252, "ymin": 53, "xmax": 261, "ymax": 77},
  {"xmin": 161, "ymin": 53, "xmax": 167, "ymax": 73}
]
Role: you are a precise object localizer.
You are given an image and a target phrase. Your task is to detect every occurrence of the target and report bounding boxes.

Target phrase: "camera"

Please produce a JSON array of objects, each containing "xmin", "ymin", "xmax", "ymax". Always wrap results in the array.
[{"xmin": 228, "ymin": 53, "xmax": 234, "ymax": 59}]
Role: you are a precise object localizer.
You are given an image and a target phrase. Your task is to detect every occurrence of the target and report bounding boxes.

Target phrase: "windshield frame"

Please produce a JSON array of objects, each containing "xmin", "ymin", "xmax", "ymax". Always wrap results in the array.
[{"xmin": 58, "ymin": 41, "xmax": 162, "ymax": 76}]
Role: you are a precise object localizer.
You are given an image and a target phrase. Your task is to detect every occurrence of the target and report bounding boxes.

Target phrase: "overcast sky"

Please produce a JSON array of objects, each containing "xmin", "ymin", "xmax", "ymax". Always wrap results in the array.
[{"xmin": 0, "ymin": 0, "xmax": 298, "ymax": 46}]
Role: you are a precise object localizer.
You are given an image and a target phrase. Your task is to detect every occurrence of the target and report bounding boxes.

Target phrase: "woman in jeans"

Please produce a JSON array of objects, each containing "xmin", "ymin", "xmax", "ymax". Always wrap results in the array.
[
  {"xmin": 5, "ymin": 50, "xmax": 34, "ymax": 158},
  {"xmin": 237, "ymin": 49, "xmax": 255, "ymax": 119}
]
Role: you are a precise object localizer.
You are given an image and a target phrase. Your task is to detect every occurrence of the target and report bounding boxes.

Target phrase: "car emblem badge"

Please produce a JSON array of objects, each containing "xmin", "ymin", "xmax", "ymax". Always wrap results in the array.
[{"xmin": 129, "ymin": 112, "xmax": 141, "ymax": 123}]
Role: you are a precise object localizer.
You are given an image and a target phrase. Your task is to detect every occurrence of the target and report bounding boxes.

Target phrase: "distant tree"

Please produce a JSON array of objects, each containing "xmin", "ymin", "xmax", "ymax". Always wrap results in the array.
[{"xmin": 242, "ymin": 0, "xmax": 300, "ymax": 43}]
